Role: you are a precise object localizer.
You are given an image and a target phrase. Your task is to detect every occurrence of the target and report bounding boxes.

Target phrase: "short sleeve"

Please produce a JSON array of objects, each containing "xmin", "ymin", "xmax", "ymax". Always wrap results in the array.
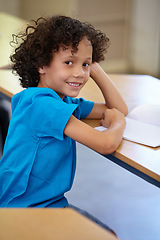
[
  {"xmin": 64, "ymin": 97, "xmax": 94, "ymax": 119},
  {"xmin": 27, "ymin": 96, "xmax": 78, "ymax": 140}
]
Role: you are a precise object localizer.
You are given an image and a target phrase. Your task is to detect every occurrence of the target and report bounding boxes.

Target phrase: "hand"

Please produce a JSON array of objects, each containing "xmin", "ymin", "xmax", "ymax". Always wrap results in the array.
[
  {"xmin": 90, "ymin": 62, "xmax": 128, "ymax": 116},
  {"xmin": 100, "ymin": 108, "xmax": 126, "ymax": 128},
  {"xmin": 90, "ymin": 62, "xmax": 102, "ymax": 80}
]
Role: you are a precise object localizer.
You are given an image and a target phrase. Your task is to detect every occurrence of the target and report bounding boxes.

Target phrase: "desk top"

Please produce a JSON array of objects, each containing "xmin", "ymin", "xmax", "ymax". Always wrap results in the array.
[
  {"xmin": 0, "ymin": 208, "xmax": 117, "ymax": 240},
  {"xmin": 0, "ymin": 70, "xmax": 160, "ymax": 183},
  {"xmin": 78, "ymin": 74, "xmax": 160, "ymax": 183},
  {"xmin": 79, "ymin": 74, "xmax": 160, "ymax": 182},
  {"xmin": 0, "ymin": 70, "xmax": 22, "ymax": 97}
]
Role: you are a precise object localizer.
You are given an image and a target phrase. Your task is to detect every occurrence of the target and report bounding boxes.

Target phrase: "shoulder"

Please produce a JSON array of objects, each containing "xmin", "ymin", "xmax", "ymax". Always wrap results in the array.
[
  {"xmin": 29, "ymin": 88, "xmax": 61, "ymax": 102},
  {"xmin": 12, "ymin": 87, "xmax": 60, "ymax": 103},
  {"xmin": 25, "ymin": 88, "xmax": 67, "ymax": 108}
]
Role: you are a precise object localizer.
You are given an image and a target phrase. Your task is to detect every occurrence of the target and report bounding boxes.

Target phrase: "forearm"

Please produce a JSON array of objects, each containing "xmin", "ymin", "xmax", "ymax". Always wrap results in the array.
[
  {"xmin": 65, "ymin": 114, "xmax": 125, "ymax": 155},
  {"xmin": 101, "ymin": 119, "xmax": 125, "ymax": 154},
  {"xmin": 98, "ymin": 107, "xmax": 126, "ymax": 153},
  {"xmin": 90, "ymin": 63, "xmax": 128, "ymax": 115}
]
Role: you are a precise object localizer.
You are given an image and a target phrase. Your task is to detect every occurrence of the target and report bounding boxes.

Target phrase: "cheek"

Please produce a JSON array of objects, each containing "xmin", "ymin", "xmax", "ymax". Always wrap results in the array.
[
  {"xmin": 57, "ymin": 67, "xmax": 71, "ymax": 79},
  {"xmin": 52, "ymin": 70, "xmax": 69, "ymax": 81},
  {"xmin": 84, "ymin": 71, "xmax": 90, "ymax": 82},
  {"xmin": 82, "ymin": 77, "xmax": 89, "ymax": 87}
]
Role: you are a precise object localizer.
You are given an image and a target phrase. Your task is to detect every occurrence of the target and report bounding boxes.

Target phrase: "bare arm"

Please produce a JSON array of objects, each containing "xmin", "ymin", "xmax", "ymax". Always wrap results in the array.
[
  {"xmin": 86, "ymin": 62, "xmax": 128, "ymax": 119},
  {"xmin": 65, "ymin": 63, "xmax": 127, "ymax": 154},
  {"xmin": 64, "ymin": 108, "xmax": 126, "ymax": 155}
]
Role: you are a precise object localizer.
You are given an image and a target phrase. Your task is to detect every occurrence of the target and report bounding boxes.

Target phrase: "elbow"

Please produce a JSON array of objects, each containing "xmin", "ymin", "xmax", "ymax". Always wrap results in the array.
[
  {"xmin": 121, "ymin": 104, "xmax": 128, "ymax": 116},
  {"xmin": 97, "ymin": 136, "xmax": 120, "ymax": 155},
  {"xmin": 124, "ymin": 105, "xmax": 128, "ymax": 116}
]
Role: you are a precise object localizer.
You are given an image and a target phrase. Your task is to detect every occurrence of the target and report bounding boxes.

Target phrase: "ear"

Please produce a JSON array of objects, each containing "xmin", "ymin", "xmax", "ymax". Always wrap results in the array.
[{"xmin": 38, "ymin": 66, "xmax": 46, "ymax": 74}]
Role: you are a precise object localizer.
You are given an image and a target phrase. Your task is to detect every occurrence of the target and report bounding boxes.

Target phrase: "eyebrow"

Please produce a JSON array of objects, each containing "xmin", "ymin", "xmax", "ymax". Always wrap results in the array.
[
  {"xmin": 63, "ymin": 55, "xmax": 92, "ymax": 61},
  {"xmin": 85, "ymin": 57, "xmax": 92, "ymax": 60}
]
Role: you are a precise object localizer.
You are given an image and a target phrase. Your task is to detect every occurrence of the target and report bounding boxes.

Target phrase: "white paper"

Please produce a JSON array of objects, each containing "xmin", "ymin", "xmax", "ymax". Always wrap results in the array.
[
  {"xmin": 95, "ymin": 104, "xmax": 160, "ymax": 147},
  {"xmin": 128, "ymin": 104, "xmax": 160, "ymax": 127},
  {"xmin": 123, "ymin": 117, "xmax": 160, "ymax": 147}
]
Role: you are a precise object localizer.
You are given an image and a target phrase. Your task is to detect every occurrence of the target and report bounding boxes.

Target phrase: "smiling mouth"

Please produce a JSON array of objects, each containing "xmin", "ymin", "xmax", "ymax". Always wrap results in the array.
[{"xmin": 67, "ymin": 82, "xmax": 82, "ymax": 87}]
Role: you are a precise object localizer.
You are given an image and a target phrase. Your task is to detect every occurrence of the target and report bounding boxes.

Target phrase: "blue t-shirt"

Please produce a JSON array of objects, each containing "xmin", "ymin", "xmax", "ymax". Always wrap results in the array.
[{"xmin": 0, "ymin": 88, "xmax": 94, "ymax": 208}]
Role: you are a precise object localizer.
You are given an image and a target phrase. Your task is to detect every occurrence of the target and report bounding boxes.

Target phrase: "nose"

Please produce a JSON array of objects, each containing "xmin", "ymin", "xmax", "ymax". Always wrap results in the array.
[{"xmin": 73, "ymin": 66, "xmax": 85, "ymax": 78}]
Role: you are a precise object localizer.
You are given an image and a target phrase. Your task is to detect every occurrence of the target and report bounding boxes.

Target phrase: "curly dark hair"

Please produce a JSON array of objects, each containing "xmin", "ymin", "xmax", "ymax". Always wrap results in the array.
[{"xmin": 10, "ymin": 16, "xmax": 110, "ymax": 88}]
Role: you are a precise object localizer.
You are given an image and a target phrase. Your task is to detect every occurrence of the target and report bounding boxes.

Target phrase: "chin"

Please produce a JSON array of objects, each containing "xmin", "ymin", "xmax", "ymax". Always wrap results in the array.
[
  {"xmin": 67, "ymin": 91, "xmax": 80, "ymax": 98},
  {"xmin": 68, "ymin": 94, "xmax": 79, "ymax": 98}
]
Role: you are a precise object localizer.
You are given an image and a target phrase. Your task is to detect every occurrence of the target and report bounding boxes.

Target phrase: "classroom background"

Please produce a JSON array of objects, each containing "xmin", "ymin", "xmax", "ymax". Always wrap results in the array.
[
  {"xmin": 0, "ymin": 0, "xmax": 160, "ymax": 78},
  {"xmin": 0, "ymin": 1, "xmax": 160, "ymax": 240}
]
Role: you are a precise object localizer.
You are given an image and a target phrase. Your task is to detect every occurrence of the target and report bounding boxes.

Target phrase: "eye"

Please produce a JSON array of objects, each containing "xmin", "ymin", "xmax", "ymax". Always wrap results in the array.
[
  {"xmin": 65, "ymin": 61, "xmax": 72, "ymax": 65},
  {"xmin": 83, "ymin": 63, "xmax": 90, "ymax": 67}
]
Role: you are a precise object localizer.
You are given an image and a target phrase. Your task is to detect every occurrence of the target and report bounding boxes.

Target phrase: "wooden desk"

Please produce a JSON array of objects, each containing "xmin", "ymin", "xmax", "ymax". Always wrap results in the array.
[
  {"xmin": 78, "ymin": 74, "xmax": 160, "ymax": 187},
  {"xmin": 0, "ymin": 208, "xmax": 117, "ymax": 240},
  {"xmin": 0, "ymin": 70, "xmax": 22, "ymax": 97},
  {"xmin": 0, "ymin": 70, "xmax": 160, "ymax": 187}
]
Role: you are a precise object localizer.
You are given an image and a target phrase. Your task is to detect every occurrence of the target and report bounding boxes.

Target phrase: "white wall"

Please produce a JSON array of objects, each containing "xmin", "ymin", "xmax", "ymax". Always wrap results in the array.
[
  {"xmin": 0, "ymin": 0, "xmax": 160, "ymax": 77},
  {"xmin": 19, "ymin": 0, "xmax": 73, "ymax": 20},
  {"xmin": 0, "ymin": 0, "xmax": 20, "ymax": 16},
  {"xmin": 129, "ymin": 0, "xmax": 160, "ymax": 77}
]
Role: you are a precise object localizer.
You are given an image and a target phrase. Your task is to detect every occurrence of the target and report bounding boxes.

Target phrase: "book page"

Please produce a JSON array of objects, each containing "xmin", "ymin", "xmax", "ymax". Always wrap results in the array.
[
  {"xmin": 95, "ymin": 104, "xmax": 160, "ymax": 147},
  {"xmin": 123, "ymin": 117, "xmax": 160, "ymax": 147},
  {"xmin": 128, "ymin": 104, "xmax": 160, "ymax": 127}
]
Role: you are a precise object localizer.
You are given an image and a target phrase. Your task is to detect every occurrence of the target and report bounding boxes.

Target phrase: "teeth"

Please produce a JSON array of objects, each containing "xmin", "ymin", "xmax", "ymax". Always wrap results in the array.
[{"xmin": 68, "ymin": 82, "xmax": 81, "ymax": 87}]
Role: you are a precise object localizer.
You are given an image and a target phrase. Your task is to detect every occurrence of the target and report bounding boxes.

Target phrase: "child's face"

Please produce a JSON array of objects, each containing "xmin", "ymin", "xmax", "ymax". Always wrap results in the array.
[{"xmin": 38, "ymin": 37, "xmax": 92, "ymax": 99}]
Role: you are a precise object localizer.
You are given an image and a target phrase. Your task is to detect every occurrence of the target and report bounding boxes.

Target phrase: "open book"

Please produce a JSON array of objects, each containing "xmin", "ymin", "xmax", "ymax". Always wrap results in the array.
[{"xmin": 95, "ymin": 104, "xmax": 160, "ymax": 148}]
